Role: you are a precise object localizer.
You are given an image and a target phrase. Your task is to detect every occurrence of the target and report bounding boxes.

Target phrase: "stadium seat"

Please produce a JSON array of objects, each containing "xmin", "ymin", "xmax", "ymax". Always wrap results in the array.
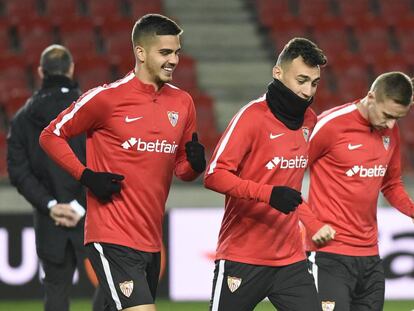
[
  {"xmin": 0, "ymin": 20, "xmax": 11, "ymax": 54},
  {"xmin": 75, "ymin": 56, "xmax": 113, "ymax": 91},
  {"xmin": 353, "ymin": 27, "xmax": 392, "ymax": 65},
  {"xmin": 254, "ymin": 0, "xmax": 292, "ymax": 28},
  {"xmin": 297, "ymin": 0, "xmax": 334, "ymax": 26},
  {"xmin": 369, "ymin": 54, "xmax": 410, "ymax": 76},
  {"xmin": 336, "ymin": 0, "xmax": 374, "ymax": 27},
  {"xmin": 59, "ymin": 18, "xmax": 99, "ymax": 61},
  {"xmin": 0, "ymin": 88, "xmax": 31, "ymax": 119},
  {"xmin": 87, "ymin": 0, "xmax": 123, "ymax": 24},
  {"xmin": 333, "ymin": 62, "xmax": 370, "ymax": 102},
  {"xmin": 269, "ymin": 16, "xmax": 309, "ymax": 52},
  {"xmin": 100, "ymin": 18, "xmax": 133, "ymax": 65},
  {"xmin": 4, "ymin": 0, "xmax": 40, "ymax": 23},
  {"xmin": 17, "ymin": 18, "xmax": 55, "ymax": 64},
  {"xmin": 395, "ymin": 31, "xmax": 414, "ymax": 66},
  {"xmin": 127, "ymin": 0, "xmax": 163, "ymax": 18},
  {"xmin": 0, "ymin": 56, "xmax": 29, "ymax": 97},
  {"xmin": 377, "ymin": 0, "xmax": 414, "ymax": 26},
  {"xmin": 43, "ymin": 0, "xmax": 81, "ymax": 24},
  {"xmin": 171, "ymin": 55, "xmax": 198, "ymax": 93}
]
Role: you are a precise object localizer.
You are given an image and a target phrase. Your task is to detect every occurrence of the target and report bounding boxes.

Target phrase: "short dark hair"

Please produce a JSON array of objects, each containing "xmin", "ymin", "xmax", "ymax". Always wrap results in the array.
[
  {"xmin": 40, "ymin": 44, "xmax": 73, "ymax": 76},
  {"xmin": 132, "ymin": 14, "xmax": 183, "ymax": 48},
  {"xmin": 371, "ymin": 72, "xmax": 413, "ymax": 106},
  {"xmin": 277, "ymin": 37, "xmax": 327, "ymax": 67}
]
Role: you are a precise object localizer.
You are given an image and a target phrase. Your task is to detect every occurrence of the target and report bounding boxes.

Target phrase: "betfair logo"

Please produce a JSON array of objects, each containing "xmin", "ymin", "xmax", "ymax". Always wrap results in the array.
[
  {"xmin": 266, "ymin": 155, "xmax": 308, "ymax": 170},
  {"xmin": 345, "ymin": 165, "xmax": 387, "ymax": 177},
  {"xmin": 121, "ymin": 137, "xmax": 178, "ymax": 154}
]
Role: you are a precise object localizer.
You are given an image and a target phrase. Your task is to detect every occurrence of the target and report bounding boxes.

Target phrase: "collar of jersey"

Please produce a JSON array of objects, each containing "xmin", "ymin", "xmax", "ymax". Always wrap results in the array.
[{"xmin": 132, "ymin": 73, "xmax": 166, "ymax": 94}]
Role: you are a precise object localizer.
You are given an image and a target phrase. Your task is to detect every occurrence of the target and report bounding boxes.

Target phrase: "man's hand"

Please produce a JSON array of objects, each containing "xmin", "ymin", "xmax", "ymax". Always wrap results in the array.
[
  {"xmin": 80, "ymin": 168, "xmax": 124, "ymax": 202},
  {"xmin": 50, "ymin": 204, "xmax": 80, "ymax": 227},
  {"xmin": 312, "ymin": 224, "xmax": 336, "ymax": 246},
  {"xmin": 269, "ymin": 186, "xmax": 303, "ymax": 214},
  {"xmin": 185, "ymin": 133, "xmax": 206, "ymax": 173}
]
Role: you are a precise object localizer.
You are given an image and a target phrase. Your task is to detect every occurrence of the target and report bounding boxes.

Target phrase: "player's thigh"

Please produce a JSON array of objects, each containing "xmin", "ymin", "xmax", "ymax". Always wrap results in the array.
[
  {"xmin": 209, "ymin": 260, "xmax": 271, "ymax": 311},
  {"xmin": 311, "ymin": 252, "xmax": 355, "ymax": 311},
  {"xmin": 86, "ymin": 242, "xmax": 157, "ymax": 310},
  {"xmin": 145, "ymin": 252, "xmax": 161, "ymax": 300},
  {"xmin": 268, "ymin": 260, "xmax": 320, "ymax": 311},
  {"xmin": 351, "ymin": 256, "xmax": 384, "ymax": 311}
]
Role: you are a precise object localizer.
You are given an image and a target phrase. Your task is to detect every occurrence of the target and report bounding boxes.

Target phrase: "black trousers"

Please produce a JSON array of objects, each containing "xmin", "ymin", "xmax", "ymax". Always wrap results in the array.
[
  {"xmin": 41, "ymin": 243, "xmax": 77, "ymax": 311},
  {"xmin": 308, "ymin": 252, "xmax": 385, "ymax": 311},
  {"xmin": 210, "ymin": 259, "xmax": 321, "ymax": 311}
]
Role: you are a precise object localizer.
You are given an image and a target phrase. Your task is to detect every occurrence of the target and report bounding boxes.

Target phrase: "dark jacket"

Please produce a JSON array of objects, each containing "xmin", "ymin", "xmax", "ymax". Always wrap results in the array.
[{"xmin": 7, "ymin": 75, "xmax": 86, "ymax": 264}]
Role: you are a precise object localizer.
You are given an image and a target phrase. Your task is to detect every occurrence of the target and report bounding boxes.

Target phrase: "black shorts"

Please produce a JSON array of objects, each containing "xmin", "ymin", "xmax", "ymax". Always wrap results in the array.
[
  {"xmin": 86, "ymin": 242, "xmax": 160, "ymax": 310},
  {"xmin": 308, "ymin": 251, "xmax": 385, "ymax": 311},
  {"xmin": 209, "ymin": 259, "xmax": 321, "ymax": 311}
]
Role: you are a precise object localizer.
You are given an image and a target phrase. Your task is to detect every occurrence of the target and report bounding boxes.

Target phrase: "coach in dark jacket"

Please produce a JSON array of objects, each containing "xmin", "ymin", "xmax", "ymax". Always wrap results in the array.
[{"xmin": 7, "ymin": 45, "xmax": 87, "ymax": 311}]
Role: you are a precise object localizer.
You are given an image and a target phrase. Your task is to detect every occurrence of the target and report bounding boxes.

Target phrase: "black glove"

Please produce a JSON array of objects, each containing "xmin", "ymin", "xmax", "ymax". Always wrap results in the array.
[
  {"xmin": 80, "ymin": 168, "xmax": 124, "ymax": 202},
  {"xmin": 269, "ymin": 186, "xmax": 303, "ymax": 214},
  {"xmin": 185, "ymin": 132, "xmax": 206, "ymax": 173}
]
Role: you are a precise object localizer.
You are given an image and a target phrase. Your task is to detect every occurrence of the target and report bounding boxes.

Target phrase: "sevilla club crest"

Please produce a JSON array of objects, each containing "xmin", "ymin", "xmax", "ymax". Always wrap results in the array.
[
  {"xmin": 302, "ymin": 127, "xmax": 310, "ymax": 142},
  {"xmin": 382, "ymin": 136, "xmax": 390, "ymax": 150},
  {"xmin": 119, "ymin": 280, "xmax": 134, "ymax": 297},
  {"xmin": 167, "ymin": 111, "xmax": 179, "ymax": 127},
  {"xmin": 321, "ymin": 301, "xmax": 335, "ymax": 311},
  {"xmin": 227, "ymin": 276, "xmax": 242, "ymax": 293}
]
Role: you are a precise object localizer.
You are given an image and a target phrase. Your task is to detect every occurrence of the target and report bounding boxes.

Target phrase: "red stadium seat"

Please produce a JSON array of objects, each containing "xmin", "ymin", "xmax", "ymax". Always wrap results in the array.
[
  {"xmin": 0, "ymin": 88, "xmax": 31, "ymax": 119},
  {"xmin": 333, "ymin": 62, "xmax": 370, "ymax": 102},
  {"xmin": 297, "ymin": 0, "xmax": 334, "ymax": 26},
  {"xmin": 269, "ymin": 16, "xmax": 309, "ymax": 52},
  {"xmin": 354, "ymin": 27, "xmax": 391, "ymax": 65},
  {"xmin": 377, "ymin": 0, "xmax": 414, "ymax": 26},
  {"xmin": 75, "ymin": 57, "xmax": 113, "ymax": 91},
  {"xmin": 87, "ymin": 0, "xmax": 123, "ymax": 24},
  {"xmin": 128, "ymin": 0, "xmax": 163, "ymax": 18},
  {"xmin": 0, "ymin": 131, "xmax": 7, "ymax": 177},
  {"xmin": 0, "ymin": 20, "xmax": 11, "ymax": 54},
  {"xmin": 17, "ymin": 18, "xmax": 55, "ymax": 64},
  {"xmin": 255, "ymin": 0, "xmax": 292, "ymax": 28},
  {"xmin": 171, "ymin": 55, "xmax": 198, "ymax": 93},
  {"xmin": 4, "ymin": 0, "xmax": 40, "ymax": 23},
  {"xmin": 0, "ymin": 56, "xmax": 30, "ymax": 98},
  {"xmin": 43, "ymin": 0, "xmax": 81, "ymax": 24},
  {"xmin": 395, "ymin": 31, "xmax": 414, "ymax": 66},
  {"xmin": 59, "ymin": 18, "xmax": 99, "ymax": 61},
  {"xmin": 370, "ymin": 54, "xmax": 410, "ymax": 76},
  {"xmin": 337, "ymin": 0, "xmax": 374, "ymax": 27}
]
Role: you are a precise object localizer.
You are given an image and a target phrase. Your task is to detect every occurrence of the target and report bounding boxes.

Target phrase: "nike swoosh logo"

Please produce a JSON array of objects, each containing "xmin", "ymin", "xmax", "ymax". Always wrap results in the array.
[
  {"xmin": 348, "ymin": 143, "xmax": 363, "ymax": 150},
  {"xmin": 270, "ymin": 133, "xmax": 285, "ymax": 139},
  {"xmin": 125, "ymin": 116, "xmax": 143, "ymax": 123}
]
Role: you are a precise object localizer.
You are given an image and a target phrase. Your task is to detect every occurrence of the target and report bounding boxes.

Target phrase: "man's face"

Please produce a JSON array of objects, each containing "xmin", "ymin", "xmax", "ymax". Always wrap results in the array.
[
  {"xmin": 137, "ymin": 35, "xmax": 181, "ymax": 85},
  {"xmin": 273, "ymin": 56, "xmax": 321, "ymax": 101},
  {"xmin": 367, "ymin": 92, "xmax": 412, "ymax": 130}
]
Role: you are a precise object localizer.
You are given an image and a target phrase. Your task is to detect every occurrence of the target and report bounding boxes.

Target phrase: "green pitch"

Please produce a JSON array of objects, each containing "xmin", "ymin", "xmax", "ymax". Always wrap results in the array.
[{"xmin": 0, "ymin": 299, "xmax": 413, "ymax": 310}]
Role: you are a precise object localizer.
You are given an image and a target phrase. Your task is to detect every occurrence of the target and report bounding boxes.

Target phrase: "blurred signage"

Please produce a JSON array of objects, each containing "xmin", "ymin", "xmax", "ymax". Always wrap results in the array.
[{"xmin": 169, "ymin": 207, "xmax": 414, "ymax": 300}]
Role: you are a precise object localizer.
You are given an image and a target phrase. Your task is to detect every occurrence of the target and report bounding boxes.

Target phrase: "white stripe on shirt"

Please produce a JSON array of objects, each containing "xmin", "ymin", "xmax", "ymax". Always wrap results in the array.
[
  {"xmin": 207, "ymin": 96, "xmax": 265, "ymax": 174},
  {"xmin": 309, "ymin": 104, "xmax": 357, "ymax": 141},
  {"xmin": 53, "ymin": 72, "xmax": 135, "ymax": 136}
]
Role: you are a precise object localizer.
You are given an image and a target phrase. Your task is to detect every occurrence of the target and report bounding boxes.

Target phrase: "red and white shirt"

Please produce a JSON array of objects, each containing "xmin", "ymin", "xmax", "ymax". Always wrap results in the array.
[
  {"xmin": 40, "ymin": 72, "xmax": 199, "ymax": 252},
  {"xmin": 205, "ymin": 95, "xmax": 317, "ymax": 266},
  {"xmin": 299, "ymin": 102, "xmax": 414, "ymax": 256}
]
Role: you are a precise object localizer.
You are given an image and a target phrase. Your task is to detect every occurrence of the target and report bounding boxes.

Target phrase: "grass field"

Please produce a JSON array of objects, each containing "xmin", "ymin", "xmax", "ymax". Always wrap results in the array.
[{"xmin": 1, "ymin": 299, "xmax": 414, "ymax": 310}]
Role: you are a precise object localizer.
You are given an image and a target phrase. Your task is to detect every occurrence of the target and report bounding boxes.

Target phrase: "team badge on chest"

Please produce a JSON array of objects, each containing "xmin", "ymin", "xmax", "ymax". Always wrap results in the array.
[
  {"xmin": 382, "ymin": 136, "xmax": 390, "ymax": 150},
  {"xmin": 119, "ymin": 280, "xmax": 134, "ymax": 297},
  {"xmin": 227, "ymin": 276, "xmax": 242, "ymax": 293},
  {"xmin": 321, "ymin": 301, "xmax": 335, "ymax": 311},
  {"xmin": 167, "ymin": 111, "xmax": 179, "ymax": 127},
  {"xmin": 302, "ymin": 127, "xmax": 310, "ymax": 142}
]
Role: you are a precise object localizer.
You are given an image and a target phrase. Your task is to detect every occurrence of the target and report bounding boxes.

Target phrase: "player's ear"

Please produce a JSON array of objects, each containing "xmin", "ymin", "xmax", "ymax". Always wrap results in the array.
[
  {"xmin": 135, "ymin": 45, "xmax": 145, "ymax": 63},
  {"xmin": 272, "ymin": 65, "xmax": 282, "ymax": 80}
]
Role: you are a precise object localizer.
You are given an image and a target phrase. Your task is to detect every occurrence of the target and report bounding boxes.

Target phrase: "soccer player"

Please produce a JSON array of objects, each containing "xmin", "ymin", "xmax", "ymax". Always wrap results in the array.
[
  {"xmin": 204, "ymin": 38, "xmax": 327, "ymax": 311},
  {"xmin": 299, "ymin": 72, "xmax": 414, "ymax": 311},
  {"xmin": 40, "ymin": 14, "xmax": 205, "ymax": 311}
]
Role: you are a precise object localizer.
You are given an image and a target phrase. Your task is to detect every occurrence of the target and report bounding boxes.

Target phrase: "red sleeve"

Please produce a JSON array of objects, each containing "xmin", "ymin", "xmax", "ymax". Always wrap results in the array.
[
  {"xmin": 297, "ymin": 114, "xmax": 334, "ymax": 234},
  {"xmin": 174, "ymin": 93, "xmax": 200, "ymax": 181},
  {"xmin": 297, "ymin": 201, "xmax": 325, "ymax": 238},
  {"xmin": 381, "ymin": 129, "xmax": 414, "ymax": 217},
  {"xmin": 40, "ymin": 88, "xmax": 112, "ymax": 180},
  {"xmin": 204, "ymin": 106, "xmax": 273, "ymax": 203}
]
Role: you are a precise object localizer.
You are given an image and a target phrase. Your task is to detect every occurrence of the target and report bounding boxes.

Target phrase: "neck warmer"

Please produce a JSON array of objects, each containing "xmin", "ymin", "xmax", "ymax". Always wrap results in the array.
[{"xmin": 265, "ymin": 78, "xmax": 313, "ymax": 130}]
